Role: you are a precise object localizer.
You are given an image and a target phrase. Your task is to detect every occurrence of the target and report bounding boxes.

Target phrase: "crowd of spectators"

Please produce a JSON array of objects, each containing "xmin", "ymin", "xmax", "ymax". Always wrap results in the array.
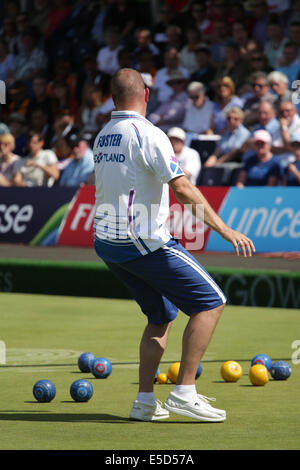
[{"xmin": 0, "ymin": 0, "xmax": 300, "ymax": 189}]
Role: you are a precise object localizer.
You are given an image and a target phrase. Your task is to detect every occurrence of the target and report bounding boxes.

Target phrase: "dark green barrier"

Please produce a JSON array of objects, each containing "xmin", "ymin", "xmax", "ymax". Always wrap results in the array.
[{"xmin": 0, "ymin": 259, "xmax": 299, "ymax": 309}]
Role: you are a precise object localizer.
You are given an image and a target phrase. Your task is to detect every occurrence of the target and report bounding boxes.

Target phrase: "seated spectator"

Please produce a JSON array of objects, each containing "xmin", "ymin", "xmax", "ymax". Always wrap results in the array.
[
  {"xmin": 75, "ymin": 53, "xmax": 111, "ymax": 104},
  {"xmin": 182, "ymin": 81, "xmax": 214, "ymax": 135},
  {"xmin": 1, "ymin": 17, "xmax": 19, "ymax": 55},
  {"xmin": 204, "ymin": 107, "xmax": 250, "ymax": 167},
  {"xmin": 236, "ymin": 130, "xmax": 282, "ymax": 187},
  {"xmin": 267, "ymin": 71, "xmax": 293, "ymax": 113},
  {"xmin": 102, "ymin": 0, "xmax": 138, "ymax": 47},
  {"xmin": 167, "ymin": 127, "xmax": 201, "ymax": 185},
  {"xmin": 29, "ymin": 106, "xmax": 54, "ymax": 149},
  {"xmin": 12, "ymin": 30, "xmax": 47, "ymax": 83},
  {"xmin": 282, "ymin": 134, "xmax": 300, "ymax": 185},
  {"xmin": 136, "ymin": 49, "xmax": 157, "ymax": 79},
  {"xmin": 8, "ymin": 112, "xmax": 28, "ymax": 157},
  {"xmin": 243, "ymin": 72, "xmax": 276, "ymax": 127},
  {"xmin": 20, "ymin": 131, "xmax": 59, "ymax": 187},
  {"xmin": 179, "ymin": 25, "xmax": 205, "ymax": 75},
  {"xmin": 190, "ymin": 47, "xmax": 216, "ymax": 96},
  {"xmin": 26, "ymin": 74, "xmax": 53, "ymax": 124},
  {"xmin": 231, "ymin": 21, "xmax": 250, "ymax": 57},
  {"xmin": 132, "ymin": 28, "xmax": 160, "ymax": 69},
  {"xmin": 152, "ymin": 47, "xmax": 189, "ymax": 103},
  {"xmin": 96, "ymin": 27, "xmax": 123, "ymax": 77},
  {"xmin": 50, "ymin": 79, "xmax": 78, "ymax": 123},
  {"xmin": 272, "ymin": 100, "xmax": 300, "ymax": 167},
  {"xmin": 7, "ymin": 80, "xmax": 30, "ymax": 117},
  {"xmin": 240, "ymin": 100, "xmax": 280, "ymax": 156},
  {"xmin": 264, "ymin": 18, "xmax": 288, "ymax": 68},
  {"xmin": 0, "ymin": 36, "xmax": 15, "ymax": 82},
  {"xmin": 214, "ymin": 40, "xmax": 251, "ymax": 93},
  {"xmin": 30, "ymin": 0, "xmax": 52, "ymax": 38},
  {"xmin": 164, "ymin": 24, "xmax": 184, "ymax": 55},
  {"xmin": 59, "ymin": 132, "xmax": 94, "ymax": 187},
  {"xmin": 0, "ymin": 132, "xmax": 22, "ymax": 186},
  {"xmin": 248, "ymin": 50, "xmax": 273, "ymax": 75},
  {"xmin": 208, "ymin": 18, "xmax": 231, "ymax": 65},
  {"xmin": 77, "ymin": 83, "xmax": 106, "ymax": 134},
  {"xmin": 147, "ymin": 70, "xmax": 189, "ymax": 133},
  {"xmin": 251, "ymin": 0, "xmax": 270, "ymax": 47},
  {"xmin": 152, "ymin": 3, "xmax": 179, "ymax": 52},
  {"xmin": 276, "ymin": 41, "xmax": 300, "ymax": 86},
  {"xmin": 190, "ymin": 1, "xmax": 213, "ymax": 39},
  {"xmin": 287, "ymin": 21, "xmax": 300, "ymax": 59},
  {"xmin": 208, "ymin": 76, "xmax": 243, "ymax": 135}
]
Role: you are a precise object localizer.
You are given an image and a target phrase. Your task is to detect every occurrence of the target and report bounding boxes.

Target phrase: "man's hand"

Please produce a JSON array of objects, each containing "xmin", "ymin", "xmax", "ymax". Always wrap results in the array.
[{"xmin": 220, "ymin": 227, "xmax": 256, "ymax": 257}]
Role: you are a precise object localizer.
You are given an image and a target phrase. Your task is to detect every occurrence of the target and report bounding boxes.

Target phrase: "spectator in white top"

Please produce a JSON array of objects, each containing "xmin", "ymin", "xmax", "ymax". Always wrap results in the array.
[
  {"xmin": 96, "ymin": 27, "xmax": 123, "ymax": 77},
  {"xmin": 0, "ymin": 133, "xmax": 22, "ymax": 186},
  {"xmin": 148, "ymin": 70, "xmax": 189, "ymax": 133},
  {"xmin": 267, "ymin": 71, "xmax": 293, "ymax": 113},
  {"xmin": 272, "ymin": 100, "xmax": 300, "ymax": 166},
  {"xmin": 167, "ymin": 127, "xmax": 201, "ymax": 185},
  {"xmin": 152, "ymin": 47, "xmax": 189, "ymax": 103},
  {"xmin": 12, "ymin": 30, "xmax": 47, "ymax": 82},
  {"xmin": 0, "ymin": 37, "xmax": 15, "ymax": 82},
  {"xmin": 182, "ymin": 82, "xmax": 214, "ymax": 136},
  {"xmin": 20, "ymin": 131, "xmax": 59, "ymax": 187}
]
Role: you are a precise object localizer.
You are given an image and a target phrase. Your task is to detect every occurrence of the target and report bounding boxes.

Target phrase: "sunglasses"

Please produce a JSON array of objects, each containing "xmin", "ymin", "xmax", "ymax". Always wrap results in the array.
[
  {"xmin": 189, "ymin": 94, "xmax": 200, "ymax": 101},
  {"xmin": 253, "ymin": 82, "xmax": 267, "ymax": 88}
]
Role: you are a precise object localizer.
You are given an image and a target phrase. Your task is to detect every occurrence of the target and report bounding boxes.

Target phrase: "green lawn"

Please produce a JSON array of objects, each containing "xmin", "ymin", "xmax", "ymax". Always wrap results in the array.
[{"xmin": 0, "ymin": 293, "xmax": 299, "ymax": 450}]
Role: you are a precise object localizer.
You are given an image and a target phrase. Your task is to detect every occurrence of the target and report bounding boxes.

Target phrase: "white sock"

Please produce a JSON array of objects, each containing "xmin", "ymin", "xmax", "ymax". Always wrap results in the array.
[
  {"xmin": 173, "ymin": 385, "xmax": 197, "ymax": 401},
  {"xmin": 137, "ymin": 392, "xmax": 156, "ymax": 405}
]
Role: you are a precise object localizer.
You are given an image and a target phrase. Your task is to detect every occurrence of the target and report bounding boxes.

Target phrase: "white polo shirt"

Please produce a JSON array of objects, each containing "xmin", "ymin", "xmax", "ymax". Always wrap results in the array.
[{"xmin": 93, "ymin": 110, "xmax": 185, "ymax": 262}]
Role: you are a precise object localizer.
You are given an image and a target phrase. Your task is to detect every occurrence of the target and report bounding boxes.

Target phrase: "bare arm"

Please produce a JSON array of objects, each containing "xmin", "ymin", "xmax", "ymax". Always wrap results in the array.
[{"xmin": 169, "ymin": 175, "xmax": 255, "ymax": 257}]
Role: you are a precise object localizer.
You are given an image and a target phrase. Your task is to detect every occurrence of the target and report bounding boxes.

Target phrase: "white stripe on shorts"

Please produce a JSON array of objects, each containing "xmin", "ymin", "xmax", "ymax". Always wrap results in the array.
[{"xmin": 163, "ymin": 245, "xmax": 226, "ymax": 304}]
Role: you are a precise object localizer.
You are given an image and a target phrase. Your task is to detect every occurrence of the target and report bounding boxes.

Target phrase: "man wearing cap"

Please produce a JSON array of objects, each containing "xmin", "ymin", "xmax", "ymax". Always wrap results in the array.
[
  {"xmin": 168, "ymin": 127, "xmax": 201, "ymax": 185},
  {"xmin": 236, "ymin": 129, "xmax": 282, "ymax": 187},
  {"xmin": 59, "ymin": 132, "xmax": 94, "ymax": 187},
  {"xmin": 148, "ymin": 70, "xmax": 189, "ymax": 132}
]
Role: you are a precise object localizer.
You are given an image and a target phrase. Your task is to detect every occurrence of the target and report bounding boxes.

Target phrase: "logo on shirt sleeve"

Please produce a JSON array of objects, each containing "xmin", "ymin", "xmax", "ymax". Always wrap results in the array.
[{"xmin": 170, "ymin": 156, "xmax": 184, "ymax": 176}]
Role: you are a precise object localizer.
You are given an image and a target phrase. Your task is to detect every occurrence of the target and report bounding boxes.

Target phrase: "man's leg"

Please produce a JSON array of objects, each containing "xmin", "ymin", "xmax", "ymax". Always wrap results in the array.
[
  {"xmin": 138, "ymin": 321, "xmax": 172, "ymax": 393},
  {"xmin": 177, "ymin": 303, "xmax": 225, "ymax": 385},
  {"xmin": 164, "ymin": 303, "xmax": 227, "ymax": 422}
]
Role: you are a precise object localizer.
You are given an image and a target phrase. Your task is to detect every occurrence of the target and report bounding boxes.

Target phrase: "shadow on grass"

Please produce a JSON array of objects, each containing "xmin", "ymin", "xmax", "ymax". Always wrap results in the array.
[
  {"xmin": 0, "ymin": 411, "xmax": 132, "ymax": 423},
  {"xmin": 0, "ymin": 411, "xmax": 223, "ymax": 425}
]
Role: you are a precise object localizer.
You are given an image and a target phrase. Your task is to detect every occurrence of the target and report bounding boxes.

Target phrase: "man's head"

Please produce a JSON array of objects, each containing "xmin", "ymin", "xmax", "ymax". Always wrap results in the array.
[
  {"xmin": 279, "ymin": 100, "xmax": 297, "ymax": 124},
  {"xmin": 253, "ymin": 129, "xmax": 272, "ymax": 158},
  {"xmin": 67, "ymin": 133, "xmax": 90, "ymax": 160},
  {"xmin": 28, "ymin": 131, "xmax": 44, "ymax": 156},
  {"xmin": 167, "ymin": 127, "xmax": 186, "ymax": 154},
  {"xmin": 111, "ymin": 68, "xmax": 149, "ymax": 115},
  {"xmin": 251, "ymin": 71, "xmax": 269, "ymax": 98},
  {"xmin": 267, "ymin": 71, "xmax": 289, "ymax": 97},
  {"xmin": 187, "ymin": 81, "xmax": 206, "ymax": 109},
  {"xmin": 258, "ymin": 100, "xmax": 276, "ymax": 126}
]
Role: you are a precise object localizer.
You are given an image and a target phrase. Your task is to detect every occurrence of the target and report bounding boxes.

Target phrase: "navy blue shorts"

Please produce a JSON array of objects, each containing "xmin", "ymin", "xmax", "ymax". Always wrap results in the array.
[{"xmin": 95, "ymin": 238, "xmax": 226, "ymax": 324}]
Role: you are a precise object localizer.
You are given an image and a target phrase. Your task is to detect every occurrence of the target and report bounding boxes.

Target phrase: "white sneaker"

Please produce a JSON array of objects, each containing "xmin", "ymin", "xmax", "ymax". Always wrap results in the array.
[
  {"xmin": 129, "ymin": 399, "xmax": 170, "ymax": 421},
  {"xmin": 164, "ymin": 392, "xmax": 226, "ymax": 422}
]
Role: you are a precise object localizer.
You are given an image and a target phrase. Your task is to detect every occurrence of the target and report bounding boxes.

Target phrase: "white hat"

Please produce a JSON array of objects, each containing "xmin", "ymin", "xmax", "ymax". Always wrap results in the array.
[
  {"xmin": 253, "ymin": 129, "xmax": 271, "ymax": 144},
  {"xmin": 141, "ymin": 73, "xmax": 153, "ymax": 88},
  {"xmin": 167, "ymin": 127, "xmax": 186, "ymax": 141}
]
